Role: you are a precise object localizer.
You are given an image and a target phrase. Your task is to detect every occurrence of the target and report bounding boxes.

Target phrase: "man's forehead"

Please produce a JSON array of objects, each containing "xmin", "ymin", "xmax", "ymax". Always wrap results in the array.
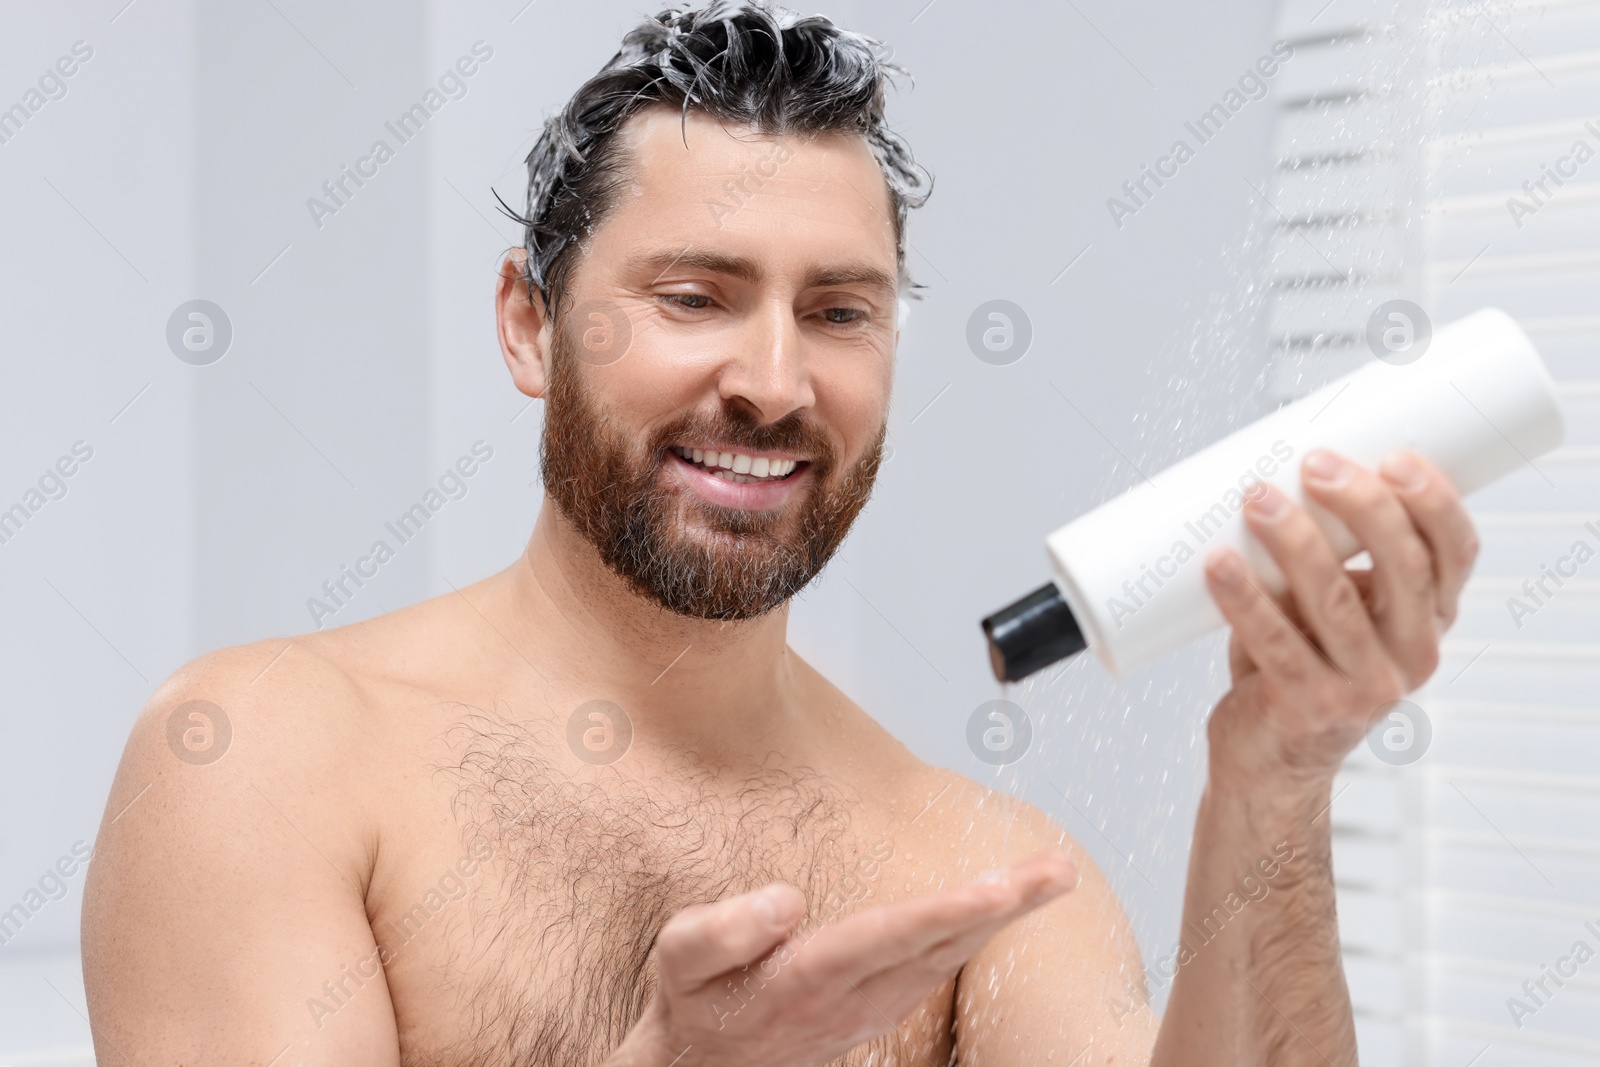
[{"xmin": 601, "ymin": 105, "xmax": 899, "ymax": 280}]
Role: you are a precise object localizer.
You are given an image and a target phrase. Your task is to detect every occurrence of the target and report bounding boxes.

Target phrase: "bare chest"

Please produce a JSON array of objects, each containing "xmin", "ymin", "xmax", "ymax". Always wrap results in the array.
[{"xmin": 369, "ymin": 713, "xmax": 955, "ymax": 1067}]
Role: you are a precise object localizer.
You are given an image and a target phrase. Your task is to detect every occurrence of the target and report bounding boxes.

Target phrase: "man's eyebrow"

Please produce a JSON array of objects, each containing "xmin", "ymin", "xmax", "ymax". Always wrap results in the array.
[
  {"xmin": 627, "ymin": 247, "xmax": 761, "ymax": 285},
  {"xmin": 805, "ymin": 262, "xmax": 897, "ymax": 296},
  {"xmin": 625, "ymin": 247, "xmax": 896, "ymax": 296}
]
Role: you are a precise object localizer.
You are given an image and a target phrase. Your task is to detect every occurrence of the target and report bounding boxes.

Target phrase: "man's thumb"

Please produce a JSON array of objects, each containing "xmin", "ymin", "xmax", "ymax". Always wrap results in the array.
[{"xmin": 656, "ymin": 883, "xmax": 806, "ymax": 990}]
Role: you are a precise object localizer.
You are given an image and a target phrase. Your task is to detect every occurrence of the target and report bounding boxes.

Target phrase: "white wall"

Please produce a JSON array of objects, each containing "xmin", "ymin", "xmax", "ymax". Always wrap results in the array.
[{"xmin": 0, "ymin": 1, "xmax": 196, "ymax": 1059}]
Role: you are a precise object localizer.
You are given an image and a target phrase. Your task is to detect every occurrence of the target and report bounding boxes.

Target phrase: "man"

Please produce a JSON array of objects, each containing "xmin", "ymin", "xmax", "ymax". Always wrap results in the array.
[{"xmin": 82, "ymin": 3, "xmax": 1479, "ymax": 1064}]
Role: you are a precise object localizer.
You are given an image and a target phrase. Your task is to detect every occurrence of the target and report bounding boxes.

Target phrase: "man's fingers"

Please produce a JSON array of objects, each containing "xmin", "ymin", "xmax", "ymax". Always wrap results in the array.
[
  {"xmin": 842, "ymin": 908, "xmax": 1024, "ymax": 1022},
  {"xmin": 839, "ymin": 854, "xmax": 1081, "ymax": 1024},
  {"xmin": 655, "ymin": 882, "xmax": 806, "ymax": 991},
  {"xmin": 800, "ymin": 850, "xmax": 1077, "ymax": 986},
  {"xmin": 1225, "ymin": 578, "xmax": 1312, "ymax": 680},
  {"xmin": 649, "ymin": 853, "xmax": 1075, "ymax": 1057},
  {"xmin": 1377, "ymin": 449, "xmax": 1479, "ymax": 626},
  {"xmin": 1240, "ymin": 479, "xmax": 1388, "ymax": 680},
  {"xmin": 1205, "ymin": 547, "xmax": 1322, "ymax": 685},
  {"xmin": 1300, "ymin": 450, "xmax": 1440, "ymax": 685}
]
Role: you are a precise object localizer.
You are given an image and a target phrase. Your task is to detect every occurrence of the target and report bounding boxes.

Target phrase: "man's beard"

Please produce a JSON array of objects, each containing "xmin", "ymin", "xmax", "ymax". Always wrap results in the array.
[{"xmin": 538, "ymin": 322, "xmax": 885, "ymax": 621}]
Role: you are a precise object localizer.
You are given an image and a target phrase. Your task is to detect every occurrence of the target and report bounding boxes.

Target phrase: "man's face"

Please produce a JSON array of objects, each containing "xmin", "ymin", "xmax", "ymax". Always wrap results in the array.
[{"xmin": 535, "ymin": 105, "xmax": 900, "ymax": 620}]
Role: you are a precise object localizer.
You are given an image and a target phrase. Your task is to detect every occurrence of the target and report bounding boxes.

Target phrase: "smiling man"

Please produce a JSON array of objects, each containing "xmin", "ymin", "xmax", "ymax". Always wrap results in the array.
[{"xmin": 83, "ymin": 4, "xmax": 1481, "ymax": 1065}]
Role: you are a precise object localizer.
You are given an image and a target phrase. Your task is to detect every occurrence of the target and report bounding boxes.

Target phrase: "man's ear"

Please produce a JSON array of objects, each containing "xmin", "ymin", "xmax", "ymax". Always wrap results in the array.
[{"xmin": 497, "ymin": 248, "xmax": 552, "ymax": 399}]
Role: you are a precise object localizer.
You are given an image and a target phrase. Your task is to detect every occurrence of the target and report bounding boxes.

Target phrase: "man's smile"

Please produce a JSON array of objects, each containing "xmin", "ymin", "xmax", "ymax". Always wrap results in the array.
[{"xmin": 664, "ymin": 443, "xmax": 812, "ymax": 509}]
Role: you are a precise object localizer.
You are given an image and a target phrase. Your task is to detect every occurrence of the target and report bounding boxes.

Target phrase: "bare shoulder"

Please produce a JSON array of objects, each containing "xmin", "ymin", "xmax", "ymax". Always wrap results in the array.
[
  {"xmin": 902, "ymin": 767, "xmax": 1094, "ymax": 875},
  {"xmin": 765, "ymin": 647, "xmax": 1131, "ymax": 957},
  {"xmin": 804, "ymin": 687, "xmax": 1140, "ymax": 964},
  {"xmin": 83, "ymin": 626, "xmax": 412, "ymax": 927},
  {"xmin": 784, "ymin": 649, "xmax": 1098, "ymax": 866},
  {"xmin": 110, "ymin": 633, "xmax": 382, "ymax": 802},
  {"xmin": 82, "ymin": 635, "xmax": 407, "ymax": 1060},
  {"xmin": 82, "ymin": 636, "xmax": 387, "ymax": 935},
  {"xmin": 109, "ymin": 580, "xmax": 481, "ymax": 798},
  {"xmin": 923, "ymin": 774, "xmax": 1157, "ymax": 1056}
]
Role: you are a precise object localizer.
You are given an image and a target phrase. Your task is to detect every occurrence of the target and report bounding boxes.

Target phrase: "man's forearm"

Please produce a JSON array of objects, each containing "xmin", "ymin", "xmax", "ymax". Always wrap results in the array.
[{"xmin": 1151, "ymin": 770, "xmax": 1356, "ymax": 1066}]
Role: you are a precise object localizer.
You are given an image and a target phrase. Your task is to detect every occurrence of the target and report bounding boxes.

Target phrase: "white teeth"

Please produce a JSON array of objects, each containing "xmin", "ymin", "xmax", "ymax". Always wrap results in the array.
[{"xmin": 672, "ymin": 446, "xmax": 798, "ymax": 481}]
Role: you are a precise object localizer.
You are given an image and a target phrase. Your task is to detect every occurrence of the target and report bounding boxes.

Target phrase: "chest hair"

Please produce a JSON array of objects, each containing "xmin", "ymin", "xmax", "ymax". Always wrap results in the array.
[{"xmin": 406, "ymin": 708, "xmax": 947, "ymax": 1067}]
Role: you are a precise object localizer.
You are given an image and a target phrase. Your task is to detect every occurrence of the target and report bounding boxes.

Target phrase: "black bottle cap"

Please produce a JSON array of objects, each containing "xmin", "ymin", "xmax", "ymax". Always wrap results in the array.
[{"xmin": 981, "ymin": 582, "xmax": 1088, "ymax": 683}]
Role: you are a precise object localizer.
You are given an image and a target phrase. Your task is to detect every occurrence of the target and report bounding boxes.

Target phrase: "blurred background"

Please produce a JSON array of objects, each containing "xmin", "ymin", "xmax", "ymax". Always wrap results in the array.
[{"xmin": 1, "ymin": 0, "xmax": 1596, "ymax": 1062}]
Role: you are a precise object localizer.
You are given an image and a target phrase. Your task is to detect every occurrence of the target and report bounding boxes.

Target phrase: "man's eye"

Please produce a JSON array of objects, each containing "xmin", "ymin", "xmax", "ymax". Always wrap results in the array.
[
  {"xmin": 662, "ymin": 293, "xmax": 712, "ymax": 310},
  {"xmin": 822, "ymin": 307, "xmax": 866, "ymax": 325}
]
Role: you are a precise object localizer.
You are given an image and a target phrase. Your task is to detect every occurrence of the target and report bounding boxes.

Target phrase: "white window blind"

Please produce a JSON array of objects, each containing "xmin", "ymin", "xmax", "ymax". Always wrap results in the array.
[{"xmin": 1266, "ymin": 1, "xmax": 1600, "ymax": 1063}]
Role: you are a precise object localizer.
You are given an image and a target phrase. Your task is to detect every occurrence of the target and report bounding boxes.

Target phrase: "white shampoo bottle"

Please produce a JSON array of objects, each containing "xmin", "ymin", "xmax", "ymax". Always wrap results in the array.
[{"xmin": 982, "ymin": 307, "xmax": 1565, "ymax": 682}]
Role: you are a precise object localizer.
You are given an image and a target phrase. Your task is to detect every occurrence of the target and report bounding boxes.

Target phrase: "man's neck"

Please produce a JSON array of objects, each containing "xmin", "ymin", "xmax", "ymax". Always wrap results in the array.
[{"xmin": 503, "ymin": 496, "xmax": 807, "ymax": 762}]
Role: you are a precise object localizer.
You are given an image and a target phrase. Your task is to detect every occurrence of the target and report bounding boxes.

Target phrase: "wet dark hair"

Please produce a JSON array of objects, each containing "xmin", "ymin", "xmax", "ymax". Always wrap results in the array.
[{"xmin": 506, "ymin": 0, "xmax": 932, "ymax": 319}]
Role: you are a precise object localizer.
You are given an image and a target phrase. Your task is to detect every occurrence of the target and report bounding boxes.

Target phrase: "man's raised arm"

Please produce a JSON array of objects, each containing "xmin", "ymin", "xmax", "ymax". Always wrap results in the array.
[
  {"xmin": 1157, "ymin": 447, "xmax": 1475, "ymax": 1061},
  {"xmin": 957, "ymin": 448, "xmax": 1476, "ymax": 1064}
]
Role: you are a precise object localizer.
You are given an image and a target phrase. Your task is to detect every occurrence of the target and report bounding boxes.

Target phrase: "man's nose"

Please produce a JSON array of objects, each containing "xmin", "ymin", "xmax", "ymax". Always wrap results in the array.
[{"xmin": 717, "ymin": 299, "xmax": 816, "ymax": 424}]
